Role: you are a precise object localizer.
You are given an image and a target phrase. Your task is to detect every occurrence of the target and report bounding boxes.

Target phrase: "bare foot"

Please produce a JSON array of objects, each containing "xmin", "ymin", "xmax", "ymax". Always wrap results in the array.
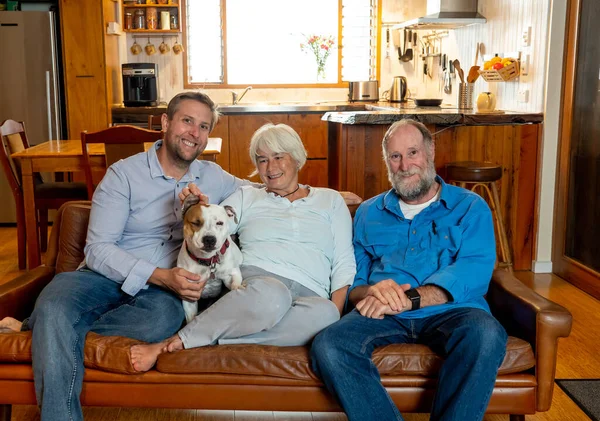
[
  {"xmin": 130, "ymin": 334, "xmax": 184, "ymax": 372},
  {"xmin": 0, "ymin": 317, "xmax": 22, "ymax": 333},
  {"xmin": 165, "ymin": 335, "xmax": 184, "ymax": 353}
]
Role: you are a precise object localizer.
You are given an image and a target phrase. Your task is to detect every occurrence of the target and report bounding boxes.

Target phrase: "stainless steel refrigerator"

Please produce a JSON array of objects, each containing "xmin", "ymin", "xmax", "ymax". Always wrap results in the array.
[{"xmin": 0, "ymin": 11, "xmax": 65, "ymax": 223}]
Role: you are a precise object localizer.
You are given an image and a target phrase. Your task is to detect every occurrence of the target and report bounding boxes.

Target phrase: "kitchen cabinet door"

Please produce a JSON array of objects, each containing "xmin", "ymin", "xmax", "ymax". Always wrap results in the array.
[
  {"xmin": 60, "ymin": 0, "xmax": 119, "ymax": 138},
  {"xmin": 210, "ymin": 116, "xmax": 230, "ymax": 171}
]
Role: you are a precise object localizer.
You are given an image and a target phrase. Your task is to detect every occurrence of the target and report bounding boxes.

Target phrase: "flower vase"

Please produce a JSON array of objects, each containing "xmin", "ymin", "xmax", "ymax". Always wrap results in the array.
[{"xmin": 316, "ymin": 66, "xmax": 326, "ymax": 82}]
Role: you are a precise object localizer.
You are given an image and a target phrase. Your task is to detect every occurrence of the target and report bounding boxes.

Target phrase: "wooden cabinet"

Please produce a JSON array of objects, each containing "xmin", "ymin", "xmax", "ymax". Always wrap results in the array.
[
  {"xmin": 122, "ymin": 3, "xmax": 181, "ymax": 33},
  {"xmin": 227, "ymin": 113, "xmax": 328, "ymax": 186},
  {"xmin": 60, "ymin": 0, "xmax": 119, "ymax": 138}
]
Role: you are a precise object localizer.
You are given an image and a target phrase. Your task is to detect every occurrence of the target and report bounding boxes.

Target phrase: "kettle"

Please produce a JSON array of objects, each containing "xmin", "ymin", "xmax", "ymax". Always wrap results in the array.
[
  {"xmin": 388, "ymin": 76, "xmax": 408, "ymax": 103},
  {"xmin": 476, "ymin": 92, "xmax": 497, "ymax": 112}
]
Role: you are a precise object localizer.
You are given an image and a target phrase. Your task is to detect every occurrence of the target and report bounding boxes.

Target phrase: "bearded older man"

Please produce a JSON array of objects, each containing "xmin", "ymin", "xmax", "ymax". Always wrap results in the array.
[{"xmin": 311, "ymin": 119, "xmax": 508, "ymax": 421}]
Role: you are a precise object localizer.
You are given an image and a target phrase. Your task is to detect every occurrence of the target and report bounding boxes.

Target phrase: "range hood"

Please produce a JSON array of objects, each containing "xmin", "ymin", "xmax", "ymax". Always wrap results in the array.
[{"xmin": 394, "ymin": 0, "xmax": 486, "ymax": 30}]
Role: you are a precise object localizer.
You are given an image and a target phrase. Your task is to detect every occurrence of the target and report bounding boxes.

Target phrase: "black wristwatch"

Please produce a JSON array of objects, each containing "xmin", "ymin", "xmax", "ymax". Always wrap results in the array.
[{"xmin": 405, "ymin": 289, "xmax": 421, "ymax": 311}]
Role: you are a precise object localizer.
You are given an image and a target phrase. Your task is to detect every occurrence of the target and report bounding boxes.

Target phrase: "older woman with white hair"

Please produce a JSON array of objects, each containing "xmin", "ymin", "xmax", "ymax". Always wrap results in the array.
[{"xmin": 130, "ymin": 123, "xmax": 356, "ymax": 372}]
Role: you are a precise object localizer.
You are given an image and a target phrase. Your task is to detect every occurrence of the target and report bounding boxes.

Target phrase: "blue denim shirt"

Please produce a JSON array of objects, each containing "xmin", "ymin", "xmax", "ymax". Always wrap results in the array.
[{"xmin": 351, "ymin": 176, "xmax": 496, "ymax": 318}]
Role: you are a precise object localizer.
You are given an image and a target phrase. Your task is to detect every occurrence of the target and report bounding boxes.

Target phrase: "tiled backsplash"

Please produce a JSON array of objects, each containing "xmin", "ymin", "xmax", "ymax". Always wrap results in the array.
[{"xmin": 119, "ymin": 0, "xmax": 549, "ymax": 112}]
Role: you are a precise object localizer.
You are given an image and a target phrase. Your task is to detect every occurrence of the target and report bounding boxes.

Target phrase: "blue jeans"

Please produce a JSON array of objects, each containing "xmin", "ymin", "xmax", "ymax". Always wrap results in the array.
[
  {"xmin": 25, "ymin": 269, "xmax": 184, "ymax": 421},
  {"xmin": 311, "ymin": 308, "xmax": 507, "ymax": 421}
]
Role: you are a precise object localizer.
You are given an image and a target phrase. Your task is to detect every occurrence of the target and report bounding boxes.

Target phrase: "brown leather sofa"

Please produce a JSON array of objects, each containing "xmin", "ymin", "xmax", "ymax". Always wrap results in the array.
[{"xmin": 0, "ymin": 202, "xmax": 572, "ymax": 421}]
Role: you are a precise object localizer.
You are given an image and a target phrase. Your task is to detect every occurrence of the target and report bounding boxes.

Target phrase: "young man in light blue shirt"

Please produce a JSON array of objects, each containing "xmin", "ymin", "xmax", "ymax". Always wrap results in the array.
[
  {"xmin": 21, "ymin": 92, "xmax": 251, "ymax": 421},
  {"xmin": 311, "ymin": 119, "xmax": 508, "ymax": 421}
]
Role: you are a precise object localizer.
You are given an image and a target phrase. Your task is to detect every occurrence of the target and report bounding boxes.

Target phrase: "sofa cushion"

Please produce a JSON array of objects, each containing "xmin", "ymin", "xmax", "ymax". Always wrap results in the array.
[
  {"xmin": 156, "ymin": 336, "xmax": 534, "ymax": 379},
  {"xmin": 0, "ymin": 332, "xmax": 534, "ymax": 378}
]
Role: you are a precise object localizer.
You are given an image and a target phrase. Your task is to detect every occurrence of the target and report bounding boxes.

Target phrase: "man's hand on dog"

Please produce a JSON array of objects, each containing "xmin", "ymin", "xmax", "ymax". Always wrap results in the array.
[
  {"xmin": 179, "ymin": 183, "xmax": 209, "ymax": 205},
  {"xmin": 149, "ymin": 267, "xmax": 207, "ymax": 302}
]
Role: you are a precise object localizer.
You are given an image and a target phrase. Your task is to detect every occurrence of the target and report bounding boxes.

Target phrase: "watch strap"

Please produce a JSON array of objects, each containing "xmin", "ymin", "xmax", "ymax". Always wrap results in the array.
[{"xmin": 405, "ymin": 288, "xmax": 421, "ymax": 311}]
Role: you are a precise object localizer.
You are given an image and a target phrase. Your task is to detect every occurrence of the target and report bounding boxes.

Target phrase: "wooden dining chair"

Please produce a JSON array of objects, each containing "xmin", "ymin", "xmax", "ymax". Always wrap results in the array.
[
  {"xmin": 0, "ymin": 119, "xmax": 88, "ymax": 269},
  {"xmin": 147, "ymin": 114, "xmax": 164, "ymax": 131},
  {"xmin": 80, "ymin": 125, "xmax": 163, "ymax": 199}
]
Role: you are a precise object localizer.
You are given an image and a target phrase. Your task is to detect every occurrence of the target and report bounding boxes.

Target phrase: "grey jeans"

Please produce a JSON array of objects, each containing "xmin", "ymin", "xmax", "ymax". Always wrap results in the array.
[{"xmin": 178, "ymin": 265, "xmax": 340, "ymax": 349}]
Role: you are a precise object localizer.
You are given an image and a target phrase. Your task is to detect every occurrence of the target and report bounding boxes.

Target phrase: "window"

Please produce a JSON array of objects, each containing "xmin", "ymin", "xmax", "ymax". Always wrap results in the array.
[{"xmin": 184, "ymin": 0, "xmax": 379, "ymax": 87}]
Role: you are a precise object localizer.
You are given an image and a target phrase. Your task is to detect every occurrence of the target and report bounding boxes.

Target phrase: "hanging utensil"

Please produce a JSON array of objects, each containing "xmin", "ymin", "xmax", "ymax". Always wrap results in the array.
[
  {"xmin": 453, "ymin": 59, "xmax": 464, "ymax": 83},
  {"xmin": 385, "ymin": 28, "xmax": 390, "ymax": 59},
  {"xmin": 413, "ymin": 32, "xmax": 417, "ymax": 62},
  {"xmin": 400, "ymin": 29, "xmax": 412, "ymax": 62}
]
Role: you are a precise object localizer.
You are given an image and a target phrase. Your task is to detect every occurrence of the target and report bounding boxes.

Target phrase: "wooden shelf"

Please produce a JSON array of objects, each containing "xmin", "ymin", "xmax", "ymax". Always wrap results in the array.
[
  {"xmin": 126, "ymin": 29, "xmax": 180, "ymax": 33},
  {"xmin": 123, "ymin": 4, "xmax": 179, "ymax": 7},
  {"xmin": 122, "ymin": 1, "xmax": 181, "ymax": 33}
]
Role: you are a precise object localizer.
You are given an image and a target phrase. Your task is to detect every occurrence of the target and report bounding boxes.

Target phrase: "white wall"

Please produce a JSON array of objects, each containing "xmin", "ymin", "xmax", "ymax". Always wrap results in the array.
[{"xmin": 533, "ymin": 0, "xmax": 567, "ymax": 273}]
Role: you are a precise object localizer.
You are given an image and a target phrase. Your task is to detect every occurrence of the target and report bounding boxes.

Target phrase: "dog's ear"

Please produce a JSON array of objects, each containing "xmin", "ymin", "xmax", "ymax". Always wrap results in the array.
[
  {"xmin": 223, "ymin": 205, "xmax": 238, "ymax": 224},
  {"xmin": 182, "ymin": 194, "xmax": 201, "ymax": 217}
]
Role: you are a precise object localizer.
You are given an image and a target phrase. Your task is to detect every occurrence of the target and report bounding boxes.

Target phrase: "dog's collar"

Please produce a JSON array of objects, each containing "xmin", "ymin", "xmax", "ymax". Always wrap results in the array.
[{"xmin": 185, "ymin": 239, "xmax": 230, "ymax": 269}]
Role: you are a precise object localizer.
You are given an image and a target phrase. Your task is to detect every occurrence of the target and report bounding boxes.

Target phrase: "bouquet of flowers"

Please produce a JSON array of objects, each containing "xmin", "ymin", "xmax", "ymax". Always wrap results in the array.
[{"xmin": 300, "ymin": 34, "xmax": 336, "ymax": 81}]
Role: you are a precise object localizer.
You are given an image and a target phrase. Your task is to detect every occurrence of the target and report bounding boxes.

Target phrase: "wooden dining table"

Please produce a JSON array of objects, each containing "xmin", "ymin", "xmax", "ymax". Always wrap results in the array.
[{"xmin": 12, "ymin": 138, "xmax": 222, "ymax": 268}]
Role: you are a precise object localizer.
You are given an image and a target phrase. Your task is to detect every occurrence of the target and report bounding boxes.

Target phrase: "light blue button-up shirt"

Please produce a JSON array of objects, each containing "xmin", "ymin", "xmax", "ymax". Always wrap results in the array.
[
  {"xmin": 84, "ymin": 140, "xmax": 250, "ymax": 296},
  {"xmin": 351, "ymin": 176, "xmax": 496, "ymax": 318}
]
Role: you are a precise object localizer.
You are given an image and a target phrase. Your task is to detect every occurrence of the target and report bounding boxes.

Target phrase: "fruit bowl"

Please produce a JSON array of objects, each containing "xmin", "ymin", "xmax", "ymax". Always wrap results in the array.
[{"xmin": 478, "ymin": 60, "xmax": 520, "ymax": 82}]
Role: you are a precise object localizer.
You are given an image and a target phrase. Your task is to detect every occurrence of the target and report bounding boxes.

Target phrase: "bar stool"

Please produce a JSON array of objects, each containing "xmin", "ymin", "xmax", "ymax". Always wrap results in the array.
[{"xmin": 445, "ymin": 161, "xmax": 513, "ymax": 273}]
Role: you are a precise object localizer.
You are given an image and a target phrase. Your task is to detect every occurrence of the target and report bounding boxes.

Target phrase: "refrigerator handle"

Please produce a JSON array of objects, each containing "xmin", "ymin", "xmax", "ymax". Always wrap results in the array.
[{"xmin": 45, "ymin": 71, "xmax": 53, "ymax": 141}]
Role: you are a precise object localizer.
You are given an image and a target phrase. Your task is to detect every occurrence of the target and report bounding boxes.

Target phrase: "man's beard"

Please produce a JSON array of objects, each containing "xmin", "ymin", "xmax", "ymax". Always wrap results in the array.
[
  {"xmin": 388, "ymin": 160, "xmax": 437, "ymax": 202},
  {"xmin": 165, "ymin": 134, "xmax": 202, "ymax": 168}
]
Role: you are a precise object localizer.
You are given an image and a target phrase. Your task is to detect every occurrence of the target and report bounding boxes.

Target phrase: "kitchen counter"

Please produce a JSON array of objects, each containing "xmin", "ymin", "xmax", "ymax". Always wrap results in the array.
[
  {"xmin": 322, "ymin": 102, "xmax": 543, "ymax": 125},
  {"xmin": 112, "ymin": 102, "xmax": 543, "ymax": 126}
]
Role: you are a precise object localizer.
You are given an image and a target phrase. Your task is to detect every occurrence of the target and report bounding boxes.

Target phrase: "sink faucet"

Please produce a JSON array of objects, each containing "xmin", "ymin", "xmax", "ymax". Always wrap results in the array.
[{"xmin": 231, "ymin": 86, "xmax": 252, "ymax": 105}]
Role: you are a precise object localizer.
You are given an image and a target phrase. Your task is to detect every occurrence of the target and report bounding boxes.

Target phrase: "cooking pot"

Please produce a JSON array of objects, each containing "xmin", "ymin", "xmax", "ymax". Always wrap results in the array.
[{"xmin": 388, "ymin": 76, "xmax": 408, "ymax": 102}]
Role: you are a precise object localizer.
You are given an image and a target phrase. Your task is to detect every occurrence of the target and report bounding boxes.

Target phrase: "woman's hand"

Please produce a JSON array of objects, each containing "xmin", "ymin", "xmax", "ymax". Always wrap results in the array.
[
  {"xmin": 179, "ymin": 183, "xmax": 209, "ymax": 205},
  {"xmin": 339, "ymin": 191, "xmax": 363, "ymax": 206}
]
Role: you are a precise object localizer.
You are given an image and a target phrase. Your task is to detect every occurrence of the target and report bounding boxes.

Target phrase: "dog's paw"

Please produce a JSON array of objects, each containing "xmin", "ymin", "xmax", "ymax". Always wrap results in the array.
[{"xmin": 230, "ymin": 282, "xmax": 245, "ymax": 291}]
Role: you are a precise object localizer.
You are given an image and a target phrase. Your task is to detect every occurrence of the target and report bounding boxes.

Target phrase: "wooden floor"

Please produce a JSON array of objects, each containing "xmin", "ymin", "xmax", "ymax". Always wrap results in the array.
[{"xmin": 0, "ymin": 227, "xmax": 596, "ymax": 421}]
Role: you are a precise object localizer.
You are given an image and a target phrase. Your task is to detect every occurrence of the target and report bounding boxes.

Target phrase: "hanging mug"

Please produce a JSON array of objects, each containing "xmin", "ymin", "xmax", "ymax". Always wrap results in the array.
[
  {"xmin": 159, "ymin": 40, "xmax": 170, "ymax": 54},
  {"xmin": 145, "ymin": 40, "xmax": 156, "ymax": 55},
  {"xmin": 130, "ymin": 40, "xmax": 142, "ymax": 55},
  {"xmin": 172, "ymin": 40, "xmax": 184, "ymax": 55}
]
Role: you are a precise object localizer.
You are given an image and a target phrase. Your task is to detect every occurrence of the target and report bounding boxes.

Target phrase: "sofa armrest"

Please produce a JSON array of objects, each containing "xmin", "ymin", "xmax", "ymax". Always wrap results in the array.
[
  {"xmin": 486, "ymin": 269, "xmax": 572, "ymax": 412},
  {"xmin": 0, "ymin": 266, "xmax": 55, "ymax": 320}
]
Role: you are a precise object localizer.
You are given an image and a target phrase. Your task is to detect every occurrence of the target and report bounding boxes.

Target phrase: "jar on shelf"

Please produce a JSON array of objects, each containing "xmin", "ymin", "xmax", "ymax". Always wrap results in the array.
[
  {"xmin": 160, "ymin": 11, "xmax": 170, "ymax": 30},
  {"xmin": 170, "ymin": 13, "xmax": 178, "ymax": 30},
  {"xmin": 146, "ymin": 7, "xmax": 158, "ymax": 30},
  {"xmin": 124, "ymin": 12, "xmax": 133, "ymax": 30},
  {"xmin": 157, "ymin": 0, "xmax": 168, "ymax": 4},
  {"xmin": 133, "ymin": 9, "xmax": 145, "ymax": 29}
]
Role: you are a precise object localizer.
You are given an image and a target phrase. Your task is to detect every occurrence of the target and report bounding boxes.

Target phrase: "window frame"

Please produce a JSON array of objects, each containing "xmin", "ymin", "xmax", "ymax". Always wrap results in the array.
[{"xmin": 182, "ymin": 0, "xmax": 381, "ymax": 89}]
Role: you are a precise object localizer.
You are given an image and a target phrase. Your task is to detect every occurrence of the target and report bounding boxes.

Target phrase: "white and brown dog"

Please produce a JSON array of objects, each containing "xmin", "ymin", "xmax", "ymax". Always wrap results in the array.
[{"xmin": 178, "ymin": 195, "xmax": 243, "ymax": 323}]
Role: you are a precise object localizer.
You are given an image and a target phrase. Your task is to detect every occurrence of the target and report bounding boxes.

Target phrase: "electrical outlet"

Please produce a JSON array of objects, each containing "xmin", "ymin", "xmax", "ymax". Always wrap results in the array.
[
  {"xmin": 522, "ymin": 26, "xmax": 531, "ymax": 47},
  {"xmin": 521, "ymin": 54, "xmax": 530, "ymax": 76},
  {"xmin": 518, "ymin": 89, "xmax": 529, "ymax": 103}
]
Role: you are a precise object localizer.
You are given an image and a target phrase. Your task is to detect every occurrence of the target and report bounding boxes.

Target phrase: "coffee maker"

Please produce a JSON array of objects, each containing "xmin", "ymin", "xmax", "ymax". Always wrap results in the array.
[{"xmin": 122, "ymin": 63, "xmax": 158, "ymax": 107}]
